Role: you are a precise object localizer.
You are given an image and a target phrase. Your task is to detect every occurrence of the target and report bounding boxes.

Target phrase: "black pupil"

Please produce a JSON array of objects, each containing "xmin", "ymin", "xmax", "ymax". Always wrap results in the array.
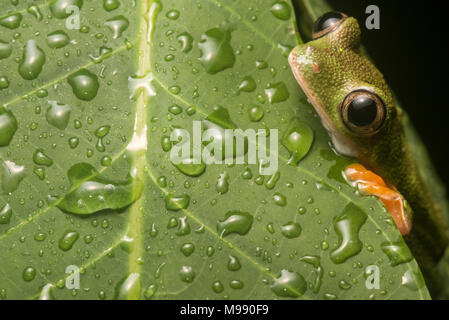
[
  {"xmin": 347, "ymin": 96, "xmax": 378, "ymax": 126},
  {"xmin": 313, "ymin": 12, "xmax": 344, "ymax": 33}
]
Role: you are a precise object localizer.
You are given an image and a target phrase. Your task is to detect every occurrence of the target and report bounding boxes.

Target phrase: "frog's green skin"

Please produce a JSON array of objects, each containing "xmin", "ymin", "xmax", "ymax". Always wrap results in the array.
[{"xmin": 289, "ymin": 16, "xmax": 448, "ymax": 293}]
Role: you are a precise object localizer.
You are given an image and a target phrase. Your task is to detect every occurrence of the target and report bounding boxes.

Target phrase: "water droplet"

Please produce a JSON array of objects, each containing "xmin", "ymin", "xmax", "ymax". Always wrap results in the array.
[
  {"xmin": 168, "ymin": 105, "xmax": 182, "ymax": 115},
  {"xmin": 248, "ymin": 105, "xmax": 264, "ymax": 122},
  {"xmin": 230, "ymin": 280, "xmax": 244, "ymax": 289},
  {"xmin": 56, "ymin": 163, "xmax": 143, "ymax": 215},
  {"xmin": 0, "ymin": 40, "xmax": 12, "ymax": 59},
  {"xmin": 176, "ymin": 216, "xmax": 191, "ymax": 236},
  {"xmin": 68, "ymin": 137, "xmax": 79, "ymax": 148},
  {"xmin": 227, "ymin": 255, "xmax": 241, "ymax": 271},
  {"xmin": 177, "ymin": 32, "xmax": 193, "ymax": 53},
  {"xmin": 381, "ymin": 239, "xmax": 413, "ymax": 266},
  {"xmin": 271, "ymin": 269, "xmax": 307, "ymax": 298},
  {"xmin": 0, "ymin": 13, "xmax": 22, "ymax": 29},
  {"xmin": 50, "ymin": 0, "xmax": 83, "ymax": 19},
  {"xmin": 33, "ymin": 149, "xmax": 53, "ymax": 166},
  {"xmin": 273, "ymin": 192, "xmax": 287, "ymax": 207},
  {"xmin": 0, "ymin": 203, "xmax": 12, "ymax": 224},
  {"xmin": 103, "ymin": 0, "xmax": 120, "ymax": 11},
  {"xmin": 198, "ymin": 25, "xmax": 235, "ymax": 74},
  {"xmin": 115, "ymin": 273, "xmax": 141, "ymax": 299},
  {"xmin": 265, "ymin": 82, "xmax": 289, "ymax": 104},
  {"xmin": 46, "ymin": 101, "xmax": 71, "ymax": 130},
  {"xmin": 281, "ymin": 222, "xmax": 302, "ymax": 239},
  {"xmin": 217, "ymin": 211, "xmax": 253, "ymax": 237},
  {"xmin": 216, "ymin": 172, "xmax": 229, "ymax": 194},
  {"xmin": 270, "ymin": 1, "xmax": 291, "ymax": 20},
  {"xmin": 0, "ymin": 106, "xmax": 17, "ymax": 146},
  {"xmin": 38, "ymin": 284, "xmax": 55, "ymax": 300},
  {"xmin": 174, "ymin": 158, "xmax": 206, "ymax": 177},
  {"xmin": 144, "ymin": 284, "xmax": 157, "ymax": 299},
  {"xmin": 282, "ymin": 121, "xmax": 314, "ymax": 165},
  {"xmin": 165, "ymin": 194, "xmax": 190, "ymax": 211},
  {"xmin": 330, "ymin": 203, "xmax": 367, "ymax": 264},
  {"xmin": 47, "ymin": 30, "xmax": 70, "ymax": 49},
  {"xmin": 22, "ymin": 266, "xmax": 36, "ymax": 281},
  {"xmin": 166, "ymin": 9, "xmax": 180, "ymax": 20},
  {"xmin": 58, "ymin": 230, "xmax": 79, "ymax": 251},
  {"xmin": 212, "ymin": 281, "xmax": 224, "ymax": 293},
  {"xmin": 402, "ymin": 270, "xmax": 425, "ymax": 291},
  {"xmin": 180, "ymin": 266, "xmax": 195, "ymax": 283},
  {"xmin": 181, "ymin": 243, "xmax": 195, "ymax": 256},
  {"xmin": 68, "ymin": 69, "xmax": 99, "ymax": 101},
  {"xmin": 0, "ymin": 160, "xmax": 25, "ymax": 194},
  {"xmin": 27, "ymin": 5, "xmax": 43, "ymax": 20},
  {"xmin": 105, "ymin": 16, "xmax": 129, "ymax": 39},
  {"xmin": 19, "ymin": 40, "xmax": 46, "ymax": 80},
  {"xmin": 238, "ymin": 76, "xmax": 256, "ymax": 93}
]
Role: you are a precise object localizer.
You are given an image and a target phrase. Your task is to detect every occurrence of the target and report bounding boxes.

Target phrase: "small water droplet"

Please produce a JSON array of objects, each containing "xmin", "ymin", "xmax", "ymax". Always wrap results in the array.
[
  {"xmin": 19, "ymin": 40, "xmax": 46, "ymax": 80},
  {"xmin": 47, "ymin": 30, "xmax": 70, "ymax": 49},
  {"xmin": 271, "ymin": 269, "xmax": 307, "ymax": 298},
  {"xmin": 58, "ymin": 230, "xmax": 79, "ymax": 251}
]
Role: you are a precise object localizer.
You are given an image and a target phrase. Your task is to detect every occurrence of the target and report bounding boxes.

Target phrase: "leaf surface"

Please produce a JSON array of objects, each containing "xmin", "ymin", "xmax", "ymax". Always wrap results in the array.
[{"xmin": 0, "ymin": 0, "xmax": 429, "ymax": 299}]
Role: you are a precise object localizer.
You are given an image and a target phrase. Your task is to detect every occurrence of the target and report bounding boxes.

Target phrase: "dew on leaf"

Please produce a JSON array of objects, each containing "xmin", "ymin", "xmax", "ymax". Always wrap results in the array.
[
  {"xmin": 46, "ymin": 101, "xmax": 71, "ymax": 130},
  {"xmin": 330, "ymin": 203, "xmax": 367, "ymax": 264},
  {"xmin": 381, "ymin": 239, "xmax": 413, "ymax": 266},
  {"xmin": 271, "ymin": 269, "xmax": 307, "ymax": 298},
  {"xmin": 67, "ymin": 69, "xmax": 99, "ymax": 101},
  {"xmin": 0, "ymin": 203, "xmax": 12, "ymax": 224},
  {"xmin": 47, "ymin": 31, "xmax": 70, "ymax": 49},
  {"xmin": 103, "ymin": 0, "xmax": 120, "ymax": 11},
  {"xmin": 180, "ymin": 266, "xmax": 195, "ymax": 283},
  {"xmin": 19, "ymin": 40, "xmax": 46, "ymax": 80},
  {"xmin": 22, "ymin": 266, "xmax": 36, "ymax": 282},
  {"xmin": 165, "ymin": 194, "xmax": 190, "ymax": 211},
  {"xmin": 281, "ymin": 222, "xmax": 302, "ymax": 239},
  {"xmin": 0, "ymin": 13, "xmax": 22, "ymax": 29},
  {"xmin": 238, "ymin": 76, "xmax": 256, "ymax": 93},
  {"xmin": 0, "ymin": 107, "xmax": 18, "ymax": 146},
  {"xmin": 227, "ymin": 255, "xmax": 241, "ymax": 271},
  {"xmin": 217, "ymin": 211, "xmax": 253, "ymax": 237},
  {"xmin": 58, "ymin": 230, "xmax": 79, "ymax": 251},
  {"xmin": 0, "ymin": 160, "xmax": 25, "ymax": 194},
  {"xmin": 33, "ymin": 149, "xmax": 53, "ymax": 166},
  {"xmin": 282, "ymin": 121, "xmax": 314, "ymax": 165},
  {"xmin": 50, "ymin": 0, "xmax": 83, "ymax": 19},
  {"xmin": 105, "ymin": 16, "xmax": 129, "ymax": 39},
  {"xmin": 198, "ymin": 25, "xmax": 235, "ymax": 74},
  {"xmin": 56, "ymin": 163, "xmax": 143, "ymax": 215},
  {"xmin": 264, "ymin": 82, "xmax": 289, "ymax": 104}
]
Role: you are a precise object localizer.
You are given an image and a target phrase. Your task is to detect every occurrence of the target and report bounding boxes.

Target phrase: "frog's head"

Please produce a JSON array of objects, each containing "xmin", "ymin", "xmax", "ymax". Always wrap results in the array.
[{"xmin": 289, "ymin": 12, "xmax": 397, "ymax": 159}]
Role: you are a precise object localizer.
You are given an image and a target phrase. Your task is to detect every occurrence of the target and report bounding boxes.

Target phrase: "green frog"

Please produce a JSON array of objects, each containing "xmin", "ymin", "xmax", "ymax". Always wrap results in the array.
[{"xmin": 288, "ymin": 11, "xmax": 448, "ymax": 294}]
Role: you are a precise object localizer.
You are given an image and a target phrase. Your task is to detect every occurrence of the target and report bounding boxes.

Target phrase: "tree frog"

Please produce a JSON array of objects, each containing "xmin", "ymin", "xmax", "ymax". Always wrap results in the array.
[{"xmin": 289, "ymin": 12, "xmax": 448, "ymax": 289}]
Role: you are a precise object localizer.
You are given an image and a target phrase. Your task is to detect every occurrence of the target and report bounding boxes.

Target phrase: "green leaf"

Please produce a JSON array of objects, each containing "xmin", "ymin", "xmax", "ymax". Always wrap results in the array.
[{"xmin": 0, "ymin": 0, "xmax": 429, "ymax": 300}]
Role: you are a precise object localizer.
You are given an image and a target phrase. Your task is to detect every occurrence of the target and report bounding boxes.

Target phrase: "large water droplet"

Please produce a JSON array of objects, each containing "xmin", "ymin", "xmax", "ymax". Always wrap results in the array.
[
  {"xmin": 58, "ymin": 230, "xmax": 79, "ymax": 251},
  {"xmin": 103, "ymin": 0, "xmax": 120, "ymax": 11},
  {"xmin": 381, "ymin": 239, "xmax": 413, "ymax": 266},
  {"xmin": 0, "ymin": 13, "xmax": 22, "ymax": 29},
  {"xmin": 265, "ymin": 82, "xmax": 289, "ymax": 104},
  {"xmin": 198, "ymin": 25, "xmax": 235, "ymax": 74},
  {"xmin": 180, "ymin": 266, "xmax": 195, "ymax": 283},
  {"xmin": 50, "ymin": 0, "xmax": 83, "ymax": 19},
  {"xmin": 165, "ymin": 194, "xmax": 190, "ymax": 211},
  {"xmin": 280, "ymin": 222, "xmax": 302, "ymax": 239},
  {"xmin": 270, "ymin": 1, "xmax": 291, "ymax": 20},
  {"xmin": 177, "ymin": 32, "xmax": 193, "ymax": 53},
  {"xmin": 47, "ymin": 30, "xmax": 70, "ymax": 49},
  {"xmin": 56, "ymin": 163, "xmax": 143, "ymax": 215},
  {"xmin": 0, "ymin": 40, "xmax": 12, "ymax": 59},
  {"xmin": 0, "ymin": 106, "xmax": 17, "ymax": 146},
  {"xmin": 68, "ymin": 69, "xmax": 99, "ymax": 101},
  {"xmin": 0, "ymin": 203, "xmax": 12, "ymax": 224},
  {"xmin": 330, "ymin": 203, "xmax": 367, "ymax": 264},
  {"xmin": 282, "ymin": 121, "xmax": 314, "ymax": 165},
  {"xmin": 216, "ymin": 172, "xmax": 229, "ymax": 194},
  {"xmin": 271, "ymin": 269, "xmax": 307, "ymax": 298},
  {"xmin": 33, "ymin": 149, "xmax": 54, "ymax": 166},
  {"xmin": 46, "ymin": 101, "xmax": 71, "ymax": 130},
  {"xmin": 19, "ymin": 40, "xmax": 46, "ymax": 80},
  {"xmin": 22, "ymin": 266, "xmax": 36, "ymax": 281},
  {"xmin": 217, "ymin": 211, "xmax": 253, "ymax": 237},
  {"xmin": 174, "ymin": 158, "xmax": 206, "ymax": 177},
  {"xmin": 238, "ymin": 76, "xmax": 256, "ymax": 93},
  {"xmin": 227, "ymin": 255, "xmax": 241, "ymax": 271},
  {"xmin": 105, "ymin": 16, "xmax": 129, "ymax": 39},
  {"xmin": 402, "ymin": 270, "xmax": 425, "ymax": 291},
  {"xmin": 115, "ymin": 273, "xmax": 141, "ymax": 300},
  {"xmin": 0, "ymin": 160, "xmax": 25, "ymax": 194}
]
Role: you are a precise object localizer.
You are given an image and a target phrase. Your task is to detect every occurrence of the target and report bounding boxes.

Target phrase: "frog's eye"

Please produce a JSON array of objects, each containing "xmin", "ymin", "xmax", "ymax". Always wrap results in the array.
[
  {"xmin": 312, "ymin": 11, "xmax": 348, "ymax": 40},
  {"xmin": 339, "ymin": 89, "xmax": 386, "ymax": 136}
]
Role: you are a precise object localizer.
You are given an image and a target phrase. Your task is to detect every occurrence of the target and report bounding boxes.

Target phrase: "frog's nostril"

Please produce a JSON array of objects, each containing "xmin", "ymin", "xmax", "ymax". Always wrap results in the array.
[{"xmin": 312, "ymin": 11, "xmax": 348, "ymax": 40}]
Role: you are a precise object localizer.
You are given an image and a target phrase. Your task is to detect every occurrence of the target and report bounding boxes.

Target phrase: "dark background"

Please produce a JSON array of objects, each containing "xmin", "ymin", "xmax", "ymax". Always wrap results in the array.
[{"xmin": 306, "ymin": 0, "xmax": 449, "ymax": 188}]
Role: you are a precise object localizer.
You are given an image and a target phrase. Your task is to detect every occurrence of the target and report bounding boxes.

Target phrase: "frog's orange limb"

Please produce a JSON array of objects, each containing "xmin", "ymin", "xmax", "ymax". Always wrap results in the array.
[{"xmin": 344, "ymin": 164, "xmax": 412, "ymax": 235}]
